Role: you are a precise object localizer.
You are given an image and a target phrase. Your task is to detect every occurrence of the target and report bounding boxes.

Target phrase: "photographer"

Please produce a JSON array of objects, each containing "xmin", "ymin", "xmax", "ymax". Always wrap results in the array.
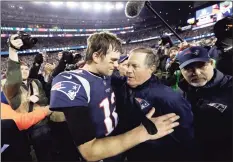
[
  {"xmin": 3, "ymin": 33, "xmax": 56, "ymax": 161},
  {"xmin": 209, "ymin": 16, "xmax": 233, "ymax": 76},
  {"xmin": 29, "ymin": 53, "xmax": 55, "ymax": 100}
]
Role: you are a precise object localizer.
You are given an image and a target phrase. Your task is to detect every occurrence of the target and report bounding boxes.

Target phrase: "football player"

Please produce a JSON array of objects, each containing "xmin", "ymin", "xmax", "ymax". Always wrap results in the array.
[{"xmin": 50, "ymin": 32, "xmax": 180, "ymax": 161}]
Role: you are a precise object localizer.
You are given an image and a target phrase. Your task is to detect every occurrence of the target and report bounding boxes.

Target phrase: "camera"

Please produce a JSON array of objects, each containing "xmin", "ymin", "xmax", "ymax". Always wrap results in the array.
[
  {"xmin": 65, "ymin": 53, "xmax": 83, "ymax": 71},
  {"xmin": 8, "ymin": 31, "xmax": 38, "ymax": 50}
]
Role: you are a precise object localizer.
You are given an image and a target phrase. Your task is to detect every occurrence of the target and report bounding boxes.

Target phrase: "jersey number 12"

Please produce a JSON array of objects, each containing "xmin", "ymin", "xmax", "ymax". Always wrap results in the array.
[{"xmin": 99, "ymin": 92, "xmax": 118, "ymax": 135}]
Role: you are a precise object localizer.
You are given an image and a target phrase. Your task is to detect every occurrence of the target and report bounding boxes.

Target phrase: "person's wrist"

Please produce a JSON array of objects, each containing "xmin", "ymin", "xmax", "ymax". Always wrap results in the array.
[{"xmin": 136, "ymin": 124, "xmax": 150, "ymax": 143}]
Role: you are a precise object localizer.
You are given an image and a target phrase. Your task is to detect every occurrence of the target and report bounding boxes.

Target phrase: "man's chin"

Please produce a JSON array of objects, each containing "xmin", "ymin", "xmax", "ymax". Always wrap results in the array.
[{"xmin": 190, "ymin": 81, "xmax": 207, "ymax": 87}]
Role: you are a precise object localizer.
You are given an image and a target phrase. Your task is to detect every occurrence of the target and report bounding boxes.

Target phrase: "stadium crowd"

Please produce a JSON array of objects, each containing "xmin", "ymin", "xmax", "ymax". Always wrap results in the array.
[{"xmin": 1, "ymin": 3, "xmax": 232, "ymax": 161}]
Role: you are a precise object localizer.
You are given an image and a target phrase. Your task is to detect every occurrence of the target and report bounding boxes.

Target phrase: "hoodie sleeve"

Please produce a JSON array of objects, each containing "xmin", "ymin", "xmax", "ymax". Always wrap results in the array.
[
  {"xmin": 1, "ymin": 103, "xmax": 48, "ymax": 131},
  {"xmin": 163, "ymin": 92, "xmax": 194, "ymax": 142}
]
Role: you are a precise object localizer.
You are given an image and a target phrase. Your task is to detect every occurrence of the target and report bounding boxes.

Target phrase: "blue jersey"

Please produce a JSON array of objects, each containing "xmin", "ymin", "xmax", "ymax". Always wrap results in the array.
[{"xmin": 50, "ymin": 69, "xmax": 118, "ymax": 138}]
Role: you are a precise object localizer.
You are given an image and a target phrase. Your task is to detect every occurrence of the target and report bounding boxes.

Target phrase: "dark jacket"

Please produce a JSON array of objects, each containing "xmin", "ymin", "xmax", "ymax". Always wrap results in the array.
[
  {"xmin": 209, "ymin": 42, "xmax": 233, "ymax": 76},
  {"xmin": 113, "ymin": 76, "xmax": 195, "ymax": 161},
  {"xmin": 179, "ymin": 69, "xmax": 232, "ymax": 161}
]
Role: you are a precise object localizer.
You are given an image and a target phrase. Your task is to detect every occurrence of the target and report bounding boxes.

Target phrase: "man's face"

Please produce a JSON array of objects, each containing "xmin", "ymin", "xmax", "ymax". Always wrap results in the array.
[
  {"xmin": 96, "ymin": 46, "xmax": 121, "ymax": 76},
  {"xmin": 118, "ymin": 59, "xmax": 128, "ymax": 76},
  {"xmin": 181, "ymin": 60, "xmax": 214, "ymax": 87},
  {"xmin": 58, "ymin": 52, "xmax": 62, "ymax": 60},
  {"xmin": 21, "ymin": 65, "xmax": 29, "ymax": 80},
  {"xmin": 127, "ymin": 52, "xmax": 152, "ymax": 88},
  {"xmin": 169, "ymin": 49, "xmax": 178, "ymax": 59}
]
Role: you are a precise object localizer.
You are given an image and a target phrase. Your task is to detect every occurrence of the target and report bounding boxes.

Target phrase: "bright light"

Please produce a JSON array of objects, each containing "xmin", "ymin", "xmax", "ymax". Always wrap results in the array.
[
  {"xmin": 19, "ymin": 6, "xmax": 23, "ymax": 9},
  {"xmin": 66, "ymin": 2, "xmax": 78, "ymax": 8},
  {"xmin": 81, "ymin": 2, "xmax": 90, "ymax": 9},
  {"xmin": 50, "ymin": 2, "xmax": 63, "ymax": 6},
  {"xmin": 34, "ymin": 2, "xmax": 44, "ymax": 4},
  {"xmin": 115, "ymin": 2, "xmax": 124, "ymax": 10},
  {"xmin": 94, "ymin": 3, "xmax": 102, "ymax": 11},
  {"xmin": 104, "ymin": 2, "xmax": 114, "ymax": 11}
]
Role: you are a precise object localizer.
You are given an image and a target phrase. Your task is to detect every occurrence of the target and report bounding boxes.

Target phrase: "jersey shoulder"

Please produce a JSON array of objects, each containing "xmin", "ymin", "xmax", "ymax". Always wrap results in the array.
[{"xmin": 50, "ymin": 70, "xmax": 91, "ymax": 110}]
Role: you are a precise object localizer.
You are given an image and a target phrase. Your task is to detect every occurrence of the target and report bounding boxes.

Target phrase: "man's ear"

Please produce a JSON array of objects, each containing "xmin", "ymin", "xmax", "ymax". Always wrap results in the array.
[
  {"xmin": 92, "ymin": 52, "xmax": 101, "ymax": 64},
  {"xmin": 150, "ymin": 65, "xmax": 156, "ymax": 73},
  {"xmin": 210, "ymin": 59, "xmax": 216, "ymax": 68}
]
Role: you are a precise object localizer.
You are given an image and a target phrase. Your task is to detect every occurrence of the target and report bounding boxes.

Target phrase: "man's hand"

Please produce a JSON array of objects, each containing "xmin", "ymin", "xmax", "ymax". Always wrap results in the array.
[
  {"xmin": 29, "ymin": 95, "xmax": 39, "ymax": 103},
  {"xmin": 9, "ymin": 34, "xmax": 23, "ymax": 51},
  {"xmin": 34, "ymin": 53, "xmax": 43, "ymax": 65},
  {"xmin": 43, "ymin": 106, "xmax": 53, "ymax": 116},
  {"xmin": 144, "ymin": 108, "xmax": 180, "ymax": 140}
]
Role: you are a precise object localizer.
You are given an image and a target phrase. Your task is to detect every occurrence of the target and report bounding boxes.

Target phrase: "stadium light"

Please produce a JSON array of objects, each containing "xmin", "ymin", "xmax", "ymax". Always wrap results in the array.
[
  {"xmin": 50, "ymin": 2, "xmax": 63, "ymax": 6},
  {"xmin": 115, "ymin": 2, "xmax": 124, "ymax": 10},
  {"xmin": 81, "ymin": 2, "xmax": 90, "ymax": 10},
  {"xmin": 34, "ymin": 2, "xmax": 44, "ymax": 4},
  {"xmin": 66, "ymin": 2, "xmax": 78, "ymax": 8},
  {"xmin": 104, "ymin": 2, "xmax": 114, "ymax": 11},
  {"xmin": 94, "ymin": 3, "xmax": 102, "ymax": 11}
]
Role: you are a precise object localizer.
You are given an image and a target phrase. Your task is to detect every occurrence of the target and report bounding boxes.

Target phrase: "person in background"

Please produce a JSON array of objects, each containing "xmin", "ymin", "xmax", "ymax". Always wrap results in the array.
[
  {"xmin": 165, "ymin": 46, "xmax": 179, "ymax": 71},
  {"xmin": 209, "ymin": 16, "xmax": 233, "ymax": 76},
  {"xmin": 3, "ymin": 34, "xmax": 64, "ymax": 161},
  {"xmin": 177, "ymin": 46, "xmax": 232, "ymax": 161}
]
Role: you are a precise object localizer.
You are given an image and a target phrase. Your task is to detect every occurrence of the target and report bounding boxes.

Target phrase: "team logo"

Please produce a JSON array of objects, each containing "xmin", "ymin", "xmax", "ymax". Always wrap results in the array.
[
  {"xmin": 193, "ymin": 50, "xmax": 200, "ymax": 56},
  {"xmin": 135, "ymin": 98, "xmax": 150, "ymax": 110},
  {"xmin": 207, "ymin": 103, "xmax": 228, "ymax": 113},
  {"xmin": 51, "ymin": 81, "xmax": 81, "ymax": 100}
]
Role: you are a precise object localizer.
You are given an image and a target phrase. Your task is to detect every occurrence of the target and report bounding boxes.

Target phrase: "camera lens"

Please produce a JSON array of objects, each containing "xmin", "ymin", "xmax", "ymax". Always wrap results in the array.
[{"xmin": 30, "ymin": 38, "xmax": 38, "ymax": 45}]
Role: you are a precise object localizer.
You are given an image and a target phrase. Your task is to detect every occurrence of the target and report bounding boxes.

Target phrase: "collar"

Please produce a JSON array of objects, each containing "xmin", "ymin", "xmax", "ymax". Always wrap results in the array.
[{"xmin": 179, "ymin": 69, "xmax": 224, "ymax": 92}]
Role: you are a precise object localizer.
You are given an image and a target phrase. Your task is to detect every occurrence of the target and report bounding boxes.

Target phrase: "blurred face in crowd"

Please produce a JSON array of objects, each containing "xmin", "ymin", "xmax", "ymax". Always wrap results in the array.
[
  {"xmin": 44, "ymin": 63, "xmax": 55, "ymax": 75},
  {"xmin": 58, "ymin": 52, "xmax": 62, "ymax": 60},
  {"xmin": 181, "ymin": 60, "xmax": 214, "ymax": 87},
  {"xmin": 169, "ymin": 49, "xmax": 178, "ymax": 60},
  {"xmin": 127, "ymin": 52, "xmax": 154, "ymax": 88},
  {"xmin": 118, "ymin": 59, "xmax": 128, "ymax": 76},
  {"xmin": 21, "ymin": 65, "xmax": 29, "ymax": 80},
  {"xmin": 94, "ymin": 45, "xmax": 121, "ymax": 76}
]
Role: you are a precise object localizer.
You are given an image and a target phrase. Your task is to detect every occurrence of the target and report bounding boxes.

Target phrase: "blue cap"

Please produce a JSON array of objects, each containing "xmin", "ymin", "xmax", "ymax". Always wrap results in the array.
[
  {"xmin": 177, "ymin": 46, "xmax": 210, "ymax": 69},
  {"xmin": 119, "ymin": 55, "xmax": 128, "ymax": 63}
]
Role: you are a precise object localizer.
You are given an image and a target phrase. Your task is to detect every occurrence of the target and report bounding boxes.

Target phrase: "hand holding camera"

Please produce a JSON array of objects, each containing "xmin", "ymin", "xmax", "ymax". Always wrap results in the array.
[
  {"xmin": 8, "ymin": 34, "xmax": 24, "ymax": 51},
  {"xmin": 8, "ymin": 31, "xmax": 38, "ymax": 51}
]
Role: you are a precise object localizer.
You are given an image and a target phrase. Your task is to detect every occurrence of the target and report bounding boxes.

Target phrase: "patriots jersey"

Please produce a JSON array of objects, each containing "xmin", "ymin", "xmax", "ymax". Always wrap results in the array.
[{"xmin": 50, "ymin": 69, "xmax": 118, "ymax": 138}]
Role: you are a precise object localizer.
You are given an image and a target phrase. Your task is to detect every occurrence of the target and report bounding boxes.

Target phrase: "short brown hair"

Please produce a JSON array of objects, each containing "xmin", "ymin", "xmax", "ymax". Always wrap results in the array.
[
  {"xmin": 85, "ymin": 32, "xmax": 123, "ymax": 62},
  {"xmin": 130, "ymin": 47, "xmax": 160, "ymax": 69},
  {"xmin": 168, "ymin": 46, "xmax": 179, "ymax": 55}
]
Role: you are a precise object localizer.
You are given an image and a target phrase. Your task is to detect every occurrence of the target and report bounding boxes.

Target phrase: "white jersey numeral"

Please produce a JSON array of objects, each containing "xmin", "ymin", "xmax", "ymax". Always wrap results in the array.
[{"xmin": 99, "ymin": 92, "xmax": 118, "ymax": 135}]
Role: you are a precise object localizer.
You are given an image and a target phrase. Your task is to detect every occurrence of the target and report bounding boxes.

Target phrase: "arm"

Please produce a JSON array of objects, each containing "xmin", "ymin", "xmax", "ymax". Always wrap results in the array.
[
  {"xmin": 50, "ymin": 74, "xmax": 180, "ymax": 161},
  {"xmin": 164, "ymin": 93, "xmax": 194, "ymax": 142},
  {"xmin": 29, "ymin": 63, "xmax": 41, "ymax": 79},
  {"xmin": 3, "ymin": 35, "xmax": 23, "ymax": 109},
  {"xmin": 1, "ymin": 103, "xmax": 49, "ymax": 131},
  {"xmin": 111, "ymin": 69, "xmax": 127, "ymax": 87},
  {"xmin": 29, "ymin": 53, "xmax": 44, "ymax": 79},
  {"xmin": 34, "ymin": 79, "xmax": 48, "ymax": 106},
  {"xmin": 62, "ymin": 107, "xmax": 179, "ymax": 161}
]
